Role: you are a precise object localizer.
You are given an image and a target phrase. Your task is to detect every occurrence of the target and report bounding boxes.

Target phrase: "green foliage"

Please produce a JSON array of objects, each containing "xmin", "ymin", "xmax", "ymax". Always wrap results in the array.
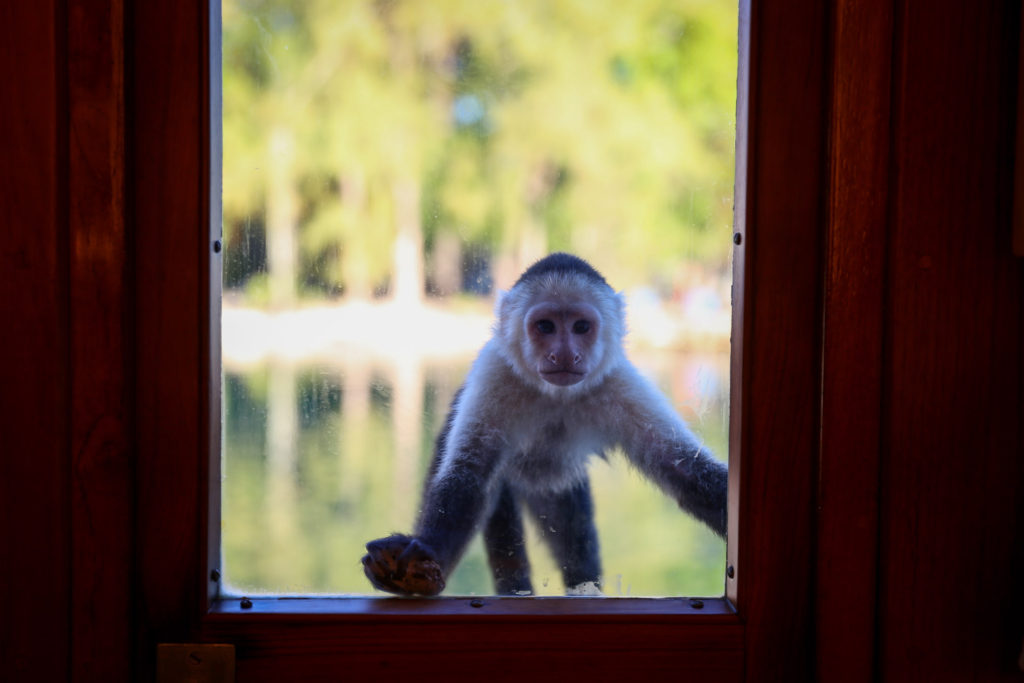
[
  {"xmin": 243, "ymin": 272, "xmax": 272, "ymax": 306},
  {"xmin": 223, "ymin": 0, "xmax": 738, "ymax": 299}
]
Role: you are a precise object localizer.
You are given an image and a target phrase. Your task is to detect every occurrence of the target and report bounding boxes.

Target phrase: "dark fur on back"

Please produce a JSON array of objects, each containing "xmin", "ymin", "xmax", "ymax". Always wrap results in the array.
[{"xmin": 514, "ymin": 252, "xmax": 610, "ymax": 289}]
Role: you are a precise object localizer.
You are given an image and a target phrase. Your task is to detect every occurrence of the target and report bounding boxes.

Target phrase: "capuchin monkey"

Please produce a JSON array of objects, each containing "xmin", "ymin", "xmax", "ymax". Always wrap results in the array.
[{"xmin": 362, "ymin": 253, "xmax": 727, "ymax": 596}]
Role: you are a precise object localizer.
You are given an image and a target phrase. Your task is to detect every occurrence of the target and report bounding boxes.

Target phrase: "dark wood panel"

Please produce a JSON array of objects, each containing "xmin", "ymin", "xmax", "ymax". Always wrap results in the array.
[
  {"xmin": 816, "ymin": 2, "xmax": 893, "ymax": 679},
  {"xmin": 1017, "ymin": 9, "xmax": 1024, "ymax": 258},
  {"xmin": 735, "ymin": 0, "xmax": 827, "ymax": 679},
  {"xmin": 0, "ymin": 2, "xmax": 70, "ymax": 681},
  {"xmin": 203, "ymin": 613, "xmax": 743, "ymax": 682},
  {"xmin": 3, "ymin": 0, "xmax": 1021, "ymax": 681},
  {"xmin": 132, "ymin": 0, "xmax": 207, "ymax": 657},
  {"xmin": 879, "ymin": 1, "xmax": 1023, "ymax": 679},
  {"xmin": 121, "ymin": 0, "xmax": 1023, "ymax": 680},
  {"xmin": 205, "ymin": 593, "xmax": 744, "ymax": 677},
  {"xmin": 67, "ymin": 0, "xmax": 132, "ymax": 679}
]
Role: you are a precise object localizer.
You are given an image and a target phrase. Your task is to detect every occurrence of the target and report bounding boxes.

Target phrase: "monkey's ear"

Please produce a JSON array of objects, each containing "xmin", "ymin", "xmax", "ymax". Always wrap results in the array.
[
  {"xmin": 614, "ymin": 289, "xmax": 628, "ymax": 315},
  {"xmin": 493, "ymin": 290, "xmax": 512, "ymax": 338},
  {"xmin": 494, "ymin": 289, "xmax": 511, "ymax": 321},
  {"xmin": 607, "ymin": 290, "xmax": 629, "ymax": 340}
]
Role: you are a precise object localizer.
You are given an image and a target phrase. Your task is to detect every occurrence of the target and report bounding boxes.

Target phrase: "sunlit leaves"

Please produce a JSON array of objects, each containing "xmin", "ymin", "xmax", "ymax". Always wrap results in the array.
[{"xmin": 223, "ymin": 0, "xmax": 737, "ymax": 296}]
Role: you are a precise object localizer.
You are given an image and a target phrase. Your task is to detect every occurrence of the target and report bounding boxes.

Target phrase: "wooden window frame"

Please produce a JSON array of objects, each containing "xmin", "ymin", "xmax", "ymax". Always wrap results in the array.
[
  {"xmin": 7, "ymin": 0, "xmax": 1017, "ymax": 680},
  {"xmin": 133, "ymin": 0, "xmax": 845, "ymax": 678}
]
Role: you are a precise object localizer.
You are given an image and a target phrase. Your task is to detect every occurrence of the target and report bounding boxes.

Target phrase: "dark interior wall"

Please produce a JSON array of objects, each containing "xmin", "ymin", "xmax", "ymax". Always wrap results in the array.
[
  {"xmin": 1, "ymin": 3, "xmax": 71, "ymax": 680},
  {"xmin": 820, "ymin": 2, "xmax": 1024, "ymax": 680},
  {"xmin": 1, "ymin": 2, "xmax": 132, "ymax": 680},
  {"xmin": 0, "ymin": 1, "xmax": 1021, "ymax": 681},
  {"xmin": 878, "ymin": 2, "xmax": 1023, "ymax": 678}
]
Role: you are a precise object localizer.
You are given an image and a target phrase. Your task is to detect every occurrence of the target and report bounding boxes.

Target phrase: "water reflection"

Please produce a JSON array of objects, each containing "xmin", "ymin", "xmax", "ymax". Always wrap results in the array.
[{"xmin": 222, "ymin": 348, "xmax": 728, "ymax": 596}]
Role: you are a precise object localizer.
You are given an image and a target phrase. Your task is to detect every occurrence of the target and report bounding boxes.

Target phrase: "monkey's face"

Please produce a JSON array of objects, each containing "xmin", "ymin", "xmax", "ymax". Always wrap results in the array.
[{"xmin": 523, "ymin": 302, "xmax": 602, "ymax": 387}]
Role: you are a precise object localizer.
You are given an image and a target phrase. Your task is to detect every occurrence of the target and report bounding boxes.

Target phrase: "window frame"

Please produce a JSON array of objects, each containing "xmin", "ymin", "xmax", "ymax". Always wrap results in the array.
[{"xmin": 133, "ymin": 0, "xmax": 828, "ymax": 678}]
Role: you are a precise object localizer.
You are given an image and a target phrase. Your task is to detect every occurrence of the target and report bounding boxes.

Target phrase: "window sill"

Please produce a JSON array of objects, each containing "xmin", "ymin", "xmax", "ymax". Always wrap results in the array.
[
  {"xmin": 200, "ymin": 596, "xmax": 744, "ymax": 679},
  {"xmin": 208, "ymin": 595, "xmax": 738, "ymax": 618}
]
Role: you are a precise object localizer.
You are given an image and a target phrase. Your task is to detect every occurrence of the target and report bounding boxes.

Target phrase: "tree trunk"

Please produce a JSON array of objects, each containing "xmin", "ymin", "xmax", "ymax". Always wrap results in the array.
[
  {"xmin": 390, "ymin": 177, "xmax": 424, "ymax": 305},
  {"xmin": 267, "ymin": 127, "xmax": 298, "ymax": 308},
  {"xmin": 430, "ymin": 230, "xmax": 462, "ymax": 296},
  {"xmin": 340, "ymin": 169, "xmax": 373, "ymax": 300}
]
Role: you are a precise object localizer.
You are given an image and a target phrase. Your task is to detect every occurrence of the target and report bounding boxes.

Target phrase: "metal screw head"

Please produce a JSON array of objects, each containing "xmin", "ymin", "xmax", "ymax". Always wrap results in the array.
[
  {"xmin": 469, "ymin": 598, "xmax": 485, "ymax": 608},
  {"xmin": 240, "ymin": 597, "xmax": 253, "ymax": 609},
  {"xmin": 213, "ymin": 240, "xmax": 222, "ymax": 253},
  {"xmin": 727, "ymin": 565, "xmax": 735, "ymax": 579},
  {"xmin": 689, "ymin": 598, "xmax": 704, "ymax": 609},
  {"xmin": 733, "ymin": 232, "xmax": 743, "ymax": 245},
  {"xmin": 210, "ymin": 569, "xmax": 220, "ymax": 582}
]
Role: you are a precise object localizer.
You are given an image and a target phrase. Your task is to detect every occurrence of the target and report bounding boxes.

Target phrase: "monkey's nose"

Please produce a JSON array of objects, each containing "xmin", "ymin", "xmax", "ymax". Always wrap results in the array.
[{"xmin": 547, "ymin": 353, "xmax": 558, "ymax": 364}]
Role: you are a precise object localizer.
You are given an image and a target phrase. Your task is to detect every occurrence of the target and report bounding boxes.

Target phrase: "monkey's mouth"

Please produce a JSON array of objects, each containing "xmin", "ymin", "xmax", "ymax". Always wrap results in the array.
[{"xmin": 540, "ymin": 369, "xmax": 586, "ymax": 386}]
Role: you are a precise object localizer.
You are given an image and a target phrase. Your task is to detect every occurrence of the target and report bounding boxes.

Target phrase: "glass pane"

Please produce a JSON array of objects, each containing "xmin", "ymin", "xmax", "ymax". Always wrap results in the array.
[{"xmin": 221, "ymin": 0, "xmax": 736, "ymax": 596}]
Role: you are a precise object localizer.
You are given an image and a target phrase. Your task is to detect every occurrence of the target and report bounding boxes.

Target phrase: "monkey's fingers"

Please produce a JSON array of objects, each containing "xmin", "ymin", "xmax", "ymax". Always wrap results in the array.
[
  {"xmin": 393, "ymin": 539, "xmax": 445, "ymax": 596},
  {"xmin": 362, "ymin": 535, "xmax": 446, "ymax": 596},
  {"xmin": 361, "ymin": 552, "xmax": 408, "ymax": 594},
  {"xmin": 361, "ymin": 552, "xmax": 445, "ymax": 596},
  {"xmin": 362, "ymin": 535, "xmax": 413, "ymax": 594}
]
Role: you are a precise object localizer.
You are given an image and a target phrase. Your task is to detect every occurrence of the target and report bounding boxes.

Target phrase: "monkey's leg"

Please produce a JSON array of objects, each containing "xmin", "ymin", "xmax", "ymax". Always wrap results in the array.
[
  {"xmin": 525, "ymin": 480, "xmax": 602, "ymax": 594},
  {"xmin": 482, "ymin": 483, "xmax": 533, "ymax": 595}
]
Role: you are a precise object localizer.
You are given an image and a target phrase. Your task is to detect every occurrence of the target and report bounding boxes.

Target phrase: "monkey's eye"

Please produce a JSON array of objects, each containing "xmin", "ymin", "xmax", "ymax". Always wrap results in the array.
[
  {"xmin": 572, "ymin": 320, "xmax": 591, "ymax": 334},
  {"xmin": 536, "ymin": 319, "xmax": 556, "ymax": 334}
]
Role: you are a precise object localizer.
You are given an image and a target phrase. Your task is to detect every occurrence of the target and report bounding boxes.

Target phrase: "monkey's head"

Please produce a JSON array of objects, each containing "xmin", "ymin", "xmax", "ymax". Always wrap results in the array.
[{"xmin": 497, "ymin": 253, "xmax": 626, "ymax": 395}]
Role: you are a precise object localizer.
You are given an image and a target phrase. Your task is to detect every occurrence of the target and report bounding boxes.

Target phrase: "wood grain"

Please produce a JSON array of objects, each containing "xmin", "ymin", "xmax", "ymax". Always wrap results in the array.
[
  {"xmin": 734, "ymin": 0, "xmax": 827, "ymax": 679},
  {"xmin": 203, "ymin": 609, "xmax": 743, "ymax": 682},
  {"xmin": 132, "ymin": 0, "xmax": 206, "ymax": 660},
  {"xmin": 0, "ymin": 0, "xmax": 1006, "ymax": 680},
  {"xmin": 878, "ymin": 2, "xmax": 1023, "ymax": 680},
  {"xmin": 816, "ymin": 2, "xmax": 893, "ymax": 678},
  {"xmin": 0, "ymin": 2, "xmax": 70, "ymax": 680},
  {"xmin": 68, "ymin": 0, "xmax": 132, "ymax": 679},
  {"xmin": 1015, "ymin": 0, "xmax": 1024, "ymax": 257}
]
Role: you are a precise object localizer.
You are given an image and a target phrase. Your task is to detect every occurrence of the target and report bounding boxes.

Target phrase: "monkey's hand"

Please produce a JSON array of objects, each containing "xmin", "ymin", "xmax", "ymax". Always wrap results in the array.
[{"xmin": 362, "ymin": 534, "xmax": 445, "ymax": 596}]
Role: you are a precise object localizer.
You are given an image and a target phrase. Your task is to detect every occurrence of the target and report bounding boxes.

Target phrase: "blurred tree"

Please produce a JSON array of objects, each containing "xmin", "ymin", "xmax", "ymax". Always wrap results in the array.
[
  {"xmin": 223, "ymin": 0, "xmax": 319, "ymax": 306},
  {"xmin": 223, "ymin": 0, "xmax": 737, "ymax": 303}
]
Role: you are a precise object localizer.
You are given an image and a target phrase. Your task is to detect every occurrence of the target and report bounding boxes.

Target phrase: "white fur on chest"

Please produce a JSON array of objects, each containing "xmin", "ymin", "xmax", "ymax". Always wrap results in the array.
[
  {"xmin": 442, "ymin": 343, "xmax": 622, "ymax": 493},
  {"xmin": 499, "ymin": 403, "xmax": 608, "ymax": 493}
]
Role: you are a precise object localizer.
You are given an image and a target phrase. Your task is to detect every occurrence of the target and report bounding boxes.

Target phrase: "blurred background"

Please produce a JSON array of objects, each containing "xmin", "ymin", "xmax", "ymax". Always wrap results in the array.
[{"xmin": 221, "ymin": 0, "xmax": 737, "ymax": 596}]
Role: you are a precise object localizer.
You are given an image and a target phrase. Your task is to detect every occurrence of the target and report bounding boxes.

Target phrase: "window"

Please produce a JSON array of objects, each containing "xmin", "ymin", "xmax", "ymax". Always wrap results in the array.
[
  {"xmin": 134, "ymin": 0, "xmax": 828, "ymax": 677},
  {"xmin": 219, "ymin": 0, "xmax": 736, "ymax": 598}
]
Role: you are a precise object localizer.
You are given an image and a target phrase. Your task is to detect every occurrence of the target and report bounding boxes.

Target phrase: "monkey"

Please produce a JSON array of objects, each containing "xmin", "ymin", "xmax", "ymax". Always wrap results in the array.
[{"xmin": 362, "ymin": 252, "xmax": 727, "ymax": 596}]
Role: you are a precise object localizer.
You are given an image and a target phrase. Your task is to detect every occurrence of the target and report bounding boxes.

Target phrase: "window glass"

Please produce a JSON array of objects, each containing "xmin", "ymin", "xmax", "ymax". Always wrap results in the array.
[{"xmin": 222, "ymin": 0, "xmax": 736, "ymax": 596}]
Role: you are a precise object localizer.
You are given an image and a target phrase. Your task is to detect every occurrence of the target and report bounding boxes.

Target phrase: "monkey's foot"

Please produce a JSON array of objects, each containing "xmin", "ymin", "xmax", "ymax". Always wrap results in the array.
[{"xmin": 362, "ymin": 534, "xmax": 445, "ymax": 596}]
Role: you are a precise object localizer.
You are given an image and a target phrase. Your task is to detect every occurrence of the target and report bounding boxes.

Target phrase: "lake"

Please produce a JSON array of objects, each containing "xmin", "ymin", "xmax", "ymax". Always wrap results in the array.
[{"xmin": 221, "ymin": 303, "xmax": 729, "ymax": 597}]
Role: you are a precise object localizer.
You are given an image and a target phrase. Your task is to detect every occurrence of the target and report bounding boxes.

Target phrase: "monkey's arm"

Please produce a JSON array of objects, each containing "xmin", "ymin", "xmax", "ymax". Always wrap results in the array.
[
  {"xmin": 362, "ymin": 418, "xmax": 505, "ymax": 596},
  {"xmin": 609, "ymin": 368, "xmax": 728, "ymax": 537},
  {"xmin": 413, "ymin": 428, "xmax": 504, "ymax": 570}
]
